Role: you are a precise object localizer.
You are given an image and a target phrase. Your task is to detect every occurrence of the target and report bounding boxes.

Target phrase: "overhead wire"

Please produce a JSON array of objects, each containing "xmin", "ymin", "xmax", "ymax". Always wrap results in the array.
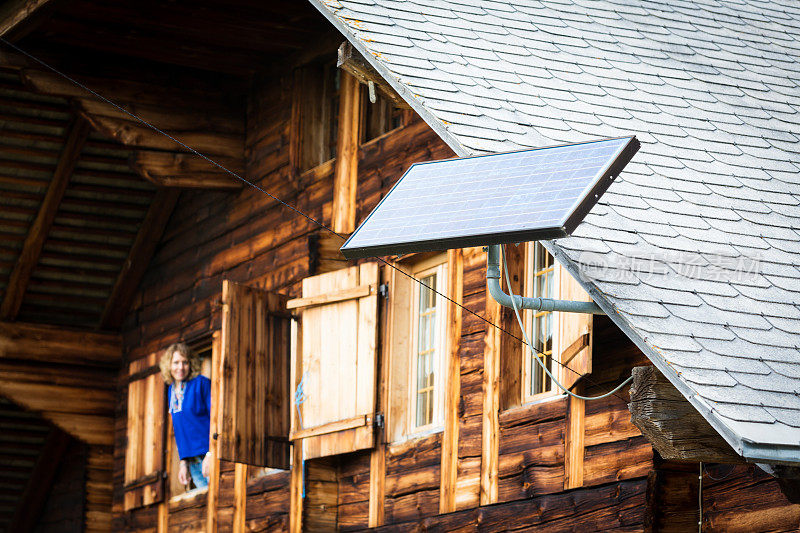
[{"xmin": 0, "ymin": 36, "xmax": 630, "ymax": 401}]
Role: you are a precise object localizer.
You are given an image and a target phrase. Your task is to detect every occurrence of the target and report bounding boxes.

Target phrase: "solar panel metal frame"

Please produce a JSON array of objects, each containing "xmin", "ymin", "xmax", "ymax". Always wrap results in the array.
[{"xmin": 341, "ymin": 135, "xmax": 640, "ymax": 259}]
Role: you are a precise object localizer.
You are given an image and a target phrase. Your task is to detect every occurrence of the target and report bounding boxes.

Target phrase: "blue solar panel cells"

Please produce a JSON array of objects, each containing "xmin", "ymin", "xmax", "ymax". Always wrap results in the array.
[{"xmin": 341, "ymin": 136, "xmax": 638, "ymax": 259}]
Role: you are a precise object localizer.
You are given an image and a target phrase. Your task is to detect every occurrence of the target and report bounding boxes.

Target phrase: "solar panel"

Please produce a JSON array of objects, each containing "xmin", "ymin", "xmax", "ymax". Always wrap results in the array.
[{"xmin": 340, "ymin": 136, "xmax": 639, "ymax": 259}]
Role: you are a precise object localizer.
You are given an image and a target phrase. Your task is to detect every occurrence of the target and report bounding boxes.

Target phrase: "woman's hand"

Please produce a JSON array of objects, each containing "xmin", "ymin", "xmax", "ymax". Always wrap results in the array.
[
  {"xmin": 202, "ymin": 452, "xmax": 211, "ymax": 478},
  {"xmin": 178, "ymin": 459, "xmax": 190, "ymax": 487}
]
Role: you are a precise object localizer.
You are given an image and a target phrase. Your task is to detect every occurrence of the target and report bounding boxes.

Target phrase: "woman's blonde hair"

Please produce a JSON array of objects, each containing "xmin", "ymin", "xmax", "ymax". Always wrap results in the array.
[{"xmin": 159, "ymin": 342, "xmax": 202, "ymax": 385}]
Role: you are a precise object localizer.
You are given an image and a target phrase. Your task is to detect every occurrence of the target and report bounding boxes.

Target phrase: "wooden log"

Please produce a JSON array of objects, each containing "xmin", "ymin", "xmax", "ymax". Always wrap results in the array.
[
  {"xmin": 0, "ymin": 321, "xmax": 121, "ymax": 365},
  {"xmin": 337, "ymin": 42, "xmax": 410, "ymax": 110},
  {"xmin": 564, "ymin": 382, "xmax": 585, "ymax": 490},
  {"xmin": 0, "ymin": 117, "xmax": 90, "ymax": 319},
  {"xmin": 101, "ymin": 188, "xmax": 180, "ymax": 329},
  {"xmin": 130, "ymin": 150, "xmax": 243, "ymax": 189},
  {"xmin": 628, "ymin": 365, "xmax": 743, "ymax": 463},
  {"xmin": 480, "ymin": 285, "xmax": 501, "ymax": 505}
]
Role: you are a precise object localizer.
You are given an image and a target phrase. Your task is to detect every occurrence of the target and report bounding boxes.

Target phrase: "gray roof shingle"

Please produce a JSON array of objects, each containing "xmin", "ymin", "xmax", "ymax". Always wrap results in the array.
[{"xmin": 310, "ymin": 0, "xmax": 800, "ymax": 463}]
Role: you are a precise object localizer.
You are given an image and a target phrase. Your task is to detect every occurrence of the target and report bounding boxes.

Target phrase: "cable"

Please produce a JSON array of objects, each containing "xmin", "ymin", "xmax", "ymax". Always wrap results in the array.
[
  {"xmin": 502, "ymin": 244, "xmax": 633, "ymax": 401},
  {"xmin": 698, "ymin": 462, "xmax": 703, "ymax": 532},
  {"xmin": 0, "ymin": 37, "xmax": 627, "ymax": 396}
]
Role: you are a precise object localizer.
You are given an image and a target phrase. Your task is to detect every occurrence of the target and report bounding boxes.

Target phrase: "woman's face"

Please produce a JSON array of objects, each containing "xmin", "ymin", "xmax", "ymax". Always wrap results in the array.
[{"xmin": 171, "ymin": 352, "xmax": 190, "ymax": 383}]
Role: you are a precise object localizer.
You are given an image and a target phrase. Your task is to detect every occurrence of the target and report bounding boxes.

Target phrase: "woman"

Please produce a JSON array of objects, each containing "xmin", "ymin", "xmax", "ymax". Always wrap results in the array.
[{"xmin": 160, "ymin": 343, "xmax": 212, "ymax": 490}]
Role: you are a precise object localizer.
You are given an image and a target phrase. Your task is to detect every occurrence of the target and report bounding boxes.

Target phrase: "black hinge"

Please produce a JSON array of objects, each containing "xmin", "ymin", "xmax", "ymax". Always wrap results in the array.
[
  {"xmin": 374, "ymin": 413, "xmax": 385, "ymax": 428},
  {"xmin": 378, "ymin": 283, "xmax": 389, "ymax": 300}
]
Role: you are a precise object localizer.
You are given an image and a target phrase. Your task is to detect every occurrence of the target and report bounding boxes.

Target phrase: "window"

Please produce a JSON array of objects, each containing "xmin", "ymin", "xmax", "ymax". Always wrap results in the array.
[
  {"xmin": 524, "ymin": 243, "xmax": 559, "ymax": 400},
  {"xmin": 517, "ymin": 242, "xmax": 593, "ymax": 405},
  {"xmin": 387, "ymin": 254, "xmax": 449, "ymax": 441},
  {"xmin": 360, "ymin": 91, "xmax": 401, "ymax": 144},
  {"xmin": 297, "ymin": 59, "xmax": 340, "ymax": 172}
]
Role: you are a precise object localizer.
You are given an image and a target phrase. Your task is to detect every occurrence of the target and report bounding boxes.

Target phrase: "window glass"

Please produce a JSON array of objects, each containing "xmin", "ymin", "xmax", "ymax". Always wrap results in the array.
[{"xmin": 415, "ymin": 273, "xmax": 438, "ymax": 428}]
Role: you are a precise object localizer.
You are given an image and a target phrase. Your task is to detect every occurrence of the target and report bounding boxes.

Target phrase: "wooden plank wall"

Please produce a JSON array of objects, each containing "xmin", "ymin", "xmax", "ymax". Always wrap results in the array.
[{"xmin": 113, "ymin": 67, "xmax": 800, "ymax": 532}]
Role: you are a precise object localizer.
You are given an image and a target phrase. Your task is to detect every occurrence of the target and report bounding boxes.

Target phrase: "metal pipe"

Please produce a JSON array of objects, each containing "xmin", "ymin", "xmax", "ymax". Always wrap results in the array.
[{"xmin": 486, "ymin": 244, "xmax": 605, "ymax": 315}]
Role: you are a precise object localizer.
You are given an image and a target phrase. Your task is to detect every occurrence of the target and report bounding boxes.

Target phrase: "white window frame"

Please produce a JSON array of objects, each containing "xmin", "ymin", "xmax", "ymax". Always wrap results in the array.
[{"xmin": 522, "ymin": 242, "xmax": 561, "ymax": 404}]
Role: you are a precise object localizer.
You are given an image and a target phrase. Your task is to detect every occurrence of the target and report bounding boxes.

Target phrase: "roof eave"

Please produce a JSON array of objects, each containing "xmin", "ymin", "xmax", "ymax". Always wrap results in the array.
[{"xmin": 307, "ymin": 0, "xmax": 474, "ymax": 159}]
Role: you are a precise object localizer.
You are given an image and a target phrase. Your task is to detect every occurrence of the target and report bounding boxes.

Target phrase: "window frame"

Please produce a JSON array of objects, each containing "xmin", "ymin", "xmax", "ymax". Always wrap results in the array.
[{"xmin": 522, "ymin": 242, "xmax": 562, "ymax": 405}]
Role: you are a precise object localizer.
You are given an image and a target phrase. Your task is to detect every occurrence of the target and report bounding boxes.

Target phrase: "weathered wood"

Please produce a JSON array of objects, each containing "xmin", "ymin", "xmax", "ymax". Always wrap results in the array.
[
  {"xmin": 309, "ymin": 231, "xmax": 348, "ymax": 275},
  {"xmin": 499, "ymin": 244, "xmax": 524, "ymax": 410},
  {"xmin": 233, "ymin": 462, "xmax": 247, "ymax": 533},
  {"xmin": 332, "ymin": 70, "xmax": 360, "ymax": 234},
  {"xmin": 130, "ymin": 150, "xmax": 243, "ymax": 189},
  {"xmin": 85, "ymin": 445, "xmax": 113, "ymax": 533},
  {"xmin": 291, "ymin": 415, "xmax": 371, "ymax": 440},
  {"xmin": 287, "ymin": 283, "xmax": 375, "ymax": 311},
  {"xmin": 337, "ymin": 42, "xmax": 411, "ymax": 110},
  {"xmin": 629, "ymin": 365, "xmax": 743, "ymax": 463},
  {"xmin": 440, "ymin": 248, "xmax": 463, "ymax": 514},
  {"xmin": 207, "ymin": 332, "xmax": 222, "ymax": 533},
  {"xmin": 564, "ymin": 382, "xmax": 585, "ymax": 490},
  {"xmin": 558, "ymin": 264, "xmax": 593, "ymax": 391},
  {"xmin": 0, "ymin": 0, "xmax": 53, "ymax": 38},
  {"xmin": 101, "ymin": 188, "xmax": 180, "ymax": 329},
  {"xmin": 8, "ymin": 426, "xmax": 71, "ymax": 533},
  {"xmin": 481, "ymin": 284, "xmax": 501, "ymax": 505},
  {"xmin": 0, "ymin": 321, "xmax": 121, "ymax": 365},
  {"xmin": 219, "ymin": 282, "xmax": 291, "ymax": 468},
  {"xmin": 0, "ymin": 117, "xmax": 90, "ymax": 319}
]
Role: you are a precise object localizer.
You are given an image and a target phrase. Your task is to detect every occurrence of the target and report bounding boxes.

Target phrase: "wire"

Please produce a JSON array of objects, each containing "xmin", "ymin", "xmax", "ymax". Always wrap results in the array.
[
  {"xmin": 0, "ymin": 37, "xmax": 628, "ymax": 398},
  {"xmin": 698, "ymin": 462, "xmax": 703, "ymax": 532},
  {"xmin": 502, "ymin": 244, "xmax": 633, "ymax": 401}
]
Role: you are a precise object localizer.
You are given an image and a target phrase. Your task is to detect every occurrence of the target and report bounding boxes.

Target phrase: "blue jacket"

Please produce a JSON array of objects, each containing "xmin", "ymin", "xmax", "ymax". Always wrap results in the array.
[{"xmin": 168, "ymin": 375, "xmax": 211, "ymax": 459}]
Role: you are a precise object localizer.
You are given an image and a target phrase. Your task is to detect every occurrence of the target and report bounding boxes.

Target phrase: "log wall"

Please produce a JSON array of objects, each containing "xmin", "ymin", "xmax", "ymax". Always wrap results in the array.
[{"xmin": 112, "ymin": 66, "xmax": 800, "ymax": 532}]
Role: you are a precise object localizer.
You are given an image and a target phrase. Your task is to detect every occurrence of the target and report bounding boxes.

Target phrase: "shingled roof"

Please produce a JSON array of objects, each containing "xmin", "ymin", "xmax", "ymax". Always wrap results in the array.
[{"xmin": 309, "ymin": 0, "xmax": 800, "ymax": 463}]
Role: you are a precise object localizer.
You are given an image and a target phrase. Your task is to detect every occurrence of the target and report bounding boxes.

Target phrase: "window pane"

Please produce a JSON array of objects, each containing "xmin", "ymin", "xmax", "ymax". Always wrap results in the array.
[
  {"xmin": 415, "ymin": 274, "xmax": 437, "ymax": 427},
  {"xmin": 531, "ymin": 244, "xmax": 555, "ymax": 395}
]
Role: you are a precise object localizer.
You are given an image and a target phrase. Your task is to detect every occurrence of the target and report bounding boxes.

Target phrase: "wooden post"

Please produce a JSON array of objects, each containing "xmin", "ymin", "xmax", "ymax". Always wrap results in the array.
[
  {"xmin": 440, "ymin": 249, "xmax": 463, "ymax": 513},
  {"xmin": 1, "ymin": 117, "xmax": 90, "ymax": 319},
  {"xmin": 331, "ymin": 70, "xmax": 360, "ymax": 234},
  {"xmin": 233, "ymin": 462, "xmax": 247, "ymax": 533},
  {"xmin": 480, "ymin": 281, "xmax": 501, "ymax": 505},
  {"xmin": 564, "ymin": 383, "xmax": 585, "ymax": 490},
  {"xmin": 207, "ymin": 331, "xmax": 221, "ymax": 533},
  {"xmin": 368, "ymin": 446, "xmax": 385, "ymax": 526},
  {"xmin": 289, "ymin": 443, "xmax": 304, "ymax": 533}
]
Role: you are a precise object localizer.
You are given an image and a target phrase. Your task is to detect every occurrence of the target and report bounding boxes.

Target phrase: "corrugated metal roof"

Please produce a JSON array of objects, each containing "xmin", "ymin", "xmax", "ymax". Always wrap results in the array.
[{"xmin": 309, "ymin": 0, "xmax": 800, "ymax": 463}]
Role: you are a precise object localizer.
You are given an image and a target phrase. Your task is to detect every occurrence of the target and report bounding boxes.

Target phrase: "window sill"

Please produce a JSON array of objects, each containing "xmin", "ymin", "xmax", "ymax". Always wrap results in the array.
[{"xmin": 169, "ymin": 486, "xmax": 208, "ymax": 506}]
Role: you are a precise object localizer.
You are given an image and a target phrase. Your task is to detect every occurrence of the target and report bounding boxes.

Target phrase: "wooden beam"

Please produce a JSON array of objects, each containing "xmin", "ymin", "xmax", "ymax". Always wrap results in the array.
[
  {"xmin": 233, "ymin": 462, "xmax": 247, "ymax": 533},
  {"xmin": 480, "ymin": 280, "xmax": 501, "ymax": 505},
  {"xmin": 440, "ymin": 249, "xmax": 463, "ymax": 513},
  {"xmin": 564, "ymin": 383, "xmax": 585, "ymax": 490},
  {"xmin": 0, "ymin": 117, "xmax": 90, "ymax": 319},
  {"xmin": 9, "ymin": 426, "xmax": 71, "ymax": 532},
  {"xmin": 337, "ymin": 42, "xmax": 411, "ymax": 109},
  {"xmin": 0, "ymin": 0, "xmax": 53, "ymax": 38},
  {"xmin": 100, "ymin": 188, "xmax": 180, "ymax": 329},
  {"xmin": 332, "ymin": 70, "xmax": 361, "ymax": 234},
  {"xmin": 207, "ymin": 331, "xmax": 221, "ymax": 533},
  {"xmin": 289, "ymin": 442, "xmax": 303, "ymax": 533},
  {"xmin": 130, "ymin": 150, "xmax": 243, "ymax": 189},
  {"xmin": 629, "ymin": 365, "xmax": 744, "ymax": 463},
  {"xmin": 0, "ymin": 321, "xmax": 121, "ymax": 365}
]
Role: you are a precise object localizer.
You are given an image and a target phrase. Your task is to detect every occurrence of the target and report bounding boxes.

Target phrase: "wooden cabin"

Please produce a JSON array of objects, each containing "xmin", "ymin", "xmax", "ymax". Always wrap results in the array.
[{"xmin": 1, "ymin": 0, "xmax": 799, "ymax": 531}]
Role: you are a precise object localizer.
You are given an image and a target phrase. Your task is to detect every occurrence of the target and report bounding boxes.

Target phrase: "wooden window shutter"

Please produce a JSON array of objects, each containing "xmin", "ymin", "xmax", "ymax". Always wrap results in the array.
[
  {"xmin": 219, "ymin": 280, "xmax": 291, "ymax": 468},
  {"xmin": 287, "ymin": 263, "xmax": 379, "ymax": 459},
  {"xmin": 558, "ymin": 265, "xmax": 593, "ymax": 391},
  {"xmin": 123, "ymin": 352, "xmax": 166, "ymax": 511}
]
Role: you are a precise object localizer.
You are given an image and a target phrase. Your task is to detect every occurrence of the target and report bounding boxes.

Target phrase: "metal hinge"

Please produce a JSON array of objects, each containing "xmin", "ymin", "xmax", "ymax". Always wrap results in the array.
[
  {"xmin": 374, "ymin": 413, "xmax": 385, "ymax": 428},
  {"xmin": 378, "ymin": 283, "xmax": 389, "ymax": 300}
]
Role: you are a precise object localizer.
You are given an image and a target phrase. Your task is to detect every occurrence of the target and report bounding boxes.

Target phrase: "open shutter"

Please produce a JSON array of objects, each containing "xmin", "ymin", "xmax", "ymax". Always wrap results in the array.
[
  {"xmin": 219, "ymin": 280, "xmax": 291, "ymax": 468},
  {"xmin": 558, "ymin": 265, "xmax": 593, "ymax": 391},
  {"xmin": 287, "ymin": 263, "xmax": 379, "ymax": 460},
  {"xmin": 123, "ymin": 352, "xmax": 165, "ymax": 511}
]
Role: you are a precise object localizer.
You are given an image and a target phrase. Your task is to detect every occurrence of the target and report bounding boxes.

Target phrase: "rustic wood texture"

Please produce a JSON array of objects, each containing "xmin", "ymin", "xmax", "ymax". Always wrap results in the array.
[
  {"xmin": 123, "ymin": 352, "xmax": 166, "ymax": 511},
  {"xmin": 481, "ymin": 282, "xmax": 501, "ymax": 505},
  {"xmin": 85, "ymin": 445, "xmax": 114, "ymax": 533},
  {"xmin": 0, "ymin": 0, "xmax": 53, "ymax": 38},
  {"xmin": 101, "ymin": 188, "xmax": 180, "ymax": 329},
  {"xmin": 0, "ymin": 117, "xmax": 90, "ymax": 319},
  {"xmin": 130, "ymin": 150, "xmax": 243, "ymax": 189},
  {"xmin": 9, "ymin": 427, "xmax": 71, "ymax": 532},
  {"xmin": 558, "ymin": 264, "xmax": 593, "ymax": 390},
  {"xmin": 564, "ymin": 383, "xmax": 586, "ymax": 490},
  {"xmin": 0, "ymin": 320, "xmax": 121, "ymax": 364},
  {"xmin": 629, "ymin": 365, "xmax": 743, "ymax": 464},
  {"xmin": 439, "ymin": 248, "xmax": 463, "ymax": 514},
  {"xmin": 207, "ymin": 332, "xmax": 221, "ymax": 532},
  {"xmin": 332, "ymin": 70, "xmax": 360, "ymax": 234},
  {"xmin": 219, "ymin": 281, "xmax": 291, "ymax": 468},
  {"xmin": 337, "ymin": 42, "xmax": 410, "ymax": 110},
  {"xmin": 293, "ymin": 263, "xmax": 379, "ymax": 460}
]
